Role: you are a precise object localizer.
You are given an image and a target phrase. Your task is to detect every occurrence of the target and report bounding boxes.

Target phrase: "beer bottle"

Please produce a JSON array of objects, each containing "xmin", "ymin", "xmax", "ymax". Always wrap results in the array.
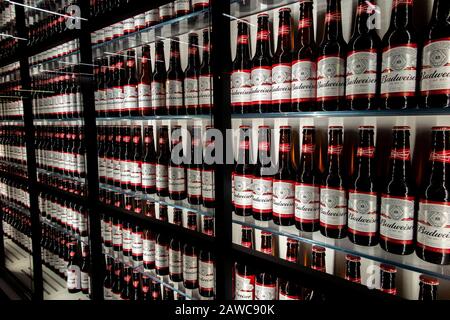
[
  {"xmin": 66, "ymin": 242, "xmax": 81, "ymax": 293},
  {"xmin": 199, "ymin": 29, "xmax": 213, "ymax": 114},
  {"xmin": 80, "ymin": 246, "xmax": 90, "ymax": 294},
  {"xmin": 106, "ymin": 56, "xmax": 116, "ymax": 117},
  {"xmin": 143, "ymin": 228, "xmax": 155, "ymax": 271},
  {"xmin": 320, "ymin": 126, "xmax": 347, "ymax": 239},
  {"xmin": 184, "ymin": 33, "xmax": 200, "ymax": 115},
  {"xmin": 379, "ymin": 264, "xmax": 397, "ymax": 295},
  {"xmin": 139, "ymin": 45, "xmax": 153, "ymax": 116},
  {"xmin": 260, "ymin": 232, "xmax": 273, "ymax": 255},
  {"xmin": 255, "ymin": 272, "xmax": 277, "ymax": 300},
  {"xmin": 129, "ymin": 125, "xmax": 142, "ymax": 191},
  {"xmin": 120, "ymin": 266, "xmax": 133, "ymax": 300},
  {"xmin": 131, "ymin": 224, "xmax": 143, "ymax": 263},
  {"xmin": 152, "ymin": 41, "xmax": 167, "ymax": 115},
  {"xmin": 311, "ymin": 245, "xmax": 326, "ymax": 272},
  {"xmin": 295, "ymin": 126, "xmax": 320, "ymax": 231},
  {"xmin": 166, "ymin": 38, "xmax": 184, "ymax": 115},
  {"xmin": 272, "ymin": 8, "xmax": 293, "ymax": 112},
  {"xmin": 381, "ymin": 0, "xmax": 418, "ymax": 109},
  {"xmin": 273, "ymin": 126, "xmax": 295, "ymax": 226},
  {"xmin": 380, "ymin": 126, "xmax": 415, "ymax": 255},
  {"xmin": 416, "ymin": 126, "xmax": 450, "ymax": 264},
  {"xmin": 251, "ymin": 14, "xmax": 272, "ymax": 113},
  {"xmin": 113, "ymin": 125, "xmax": 122, "ymax": 187},
  {"xmin": 422, "ymin": 0, "xmax": 450, "ymax": 109},
  {"xmin": 141, "ymin": 275, "xmax": 151, "ymax": 301},
  {"xmin": 292, "ymin": 0, "xmax": 317, "ymax": 112},
  {"xmin": 202, "ymin": 127, "xmax": 216, "ymax": 208},
  {"xmin": 131, "ymin": 270, "xmax": 142, "ymax": 301},
  {"xmin": 279, "ymin": 279, "xmax": 301, "ymax": 300},
  {"xmin": 418, "ymin": 275, "xmax": 439, "ymax": 300},
  {"xmin": 234, "ymin": 125, "xmax": 254, "ymax": 216},
  {"xmin": 199, "ymin": 249, "xmax": 215, "ymax": 299},
  {"xmin": 183, "ymin": 243, "xmax": 198, "ymax": 289},
  {"xmin": 120, "ymin": 125, "xmax": 131, "ymax": 190},
  {"xmin": 156, "ymin": 126, "xmax": 169, "ymax": 197},
  {"xmin": 317, "ymin": 0, "xmax": 347, "ymax": 111},
  {"xmin": 169, "ymin": 125, "xmax": 186, "ymax": 200},
  {"xmin": 344, "ymin": 254, "xmax": 361, "ymax": 283},
  {"xmin": 123, "ymin": 50, "xmax": 139, "ymax": 116},
  {"xmin": 169, "ymin": 235, "xmax": 183, "ymax": 283},
  {"xmin": 103, "ymin": 257, "xmax": 114, "ymax": 300},
  {"xmin": 151, "ymin": 281, "xmax": 162, "ymax": 300},
  {"xmin": 346, "ymin": 0, "xmax": 381, "ymax": 110},
  {"xmin": 234, "ymin": 262, "xmax": 255, "ymax": 300},
  {"xmin": 142, "ymin": 125, "xmax": 156, "ymax": 194},
  {"xmin": 231, "ymin": 21, "xmax": 252, "ymax": 114},
  {"xmin": 159, "ymin": 3, "xmax": 174, "ymax": 22},
  {"xmin": 187, "ymin": 126, "xmax": 203, "ymax": 205},
  {"xmin": 348, "ymin": 126, "xmax": 378, "ymax": 246},
  {"xmin": 155, "ymin": 229, "xmax": 169, "ymax": 276},
  {"xmin": 252, "ymin": 126, "xmax": 273, "ymax": 221},
  {"xmin": 112, "ymin": 217, "xmax": 123, "ymax": 258},
  {"xmin": 122, "ymin": 221, "xmax": 133, "ymax": 258},
  {"xmin": 115, "ymin": 55, "xmax": 126, "ymax": 117},
  {"xmin": 285, "ymin": 238, "xmax": 299, "ymax": 263}
]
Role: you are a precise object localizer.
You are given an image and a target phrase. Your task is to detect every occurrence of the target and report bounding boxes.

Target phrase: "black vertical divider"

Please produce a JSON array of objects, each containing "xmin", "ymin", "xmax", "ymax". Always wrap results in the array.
[
  {"xmin": 0, "ymin": 207, "xmax": 4, "ymax": 268},
  {"xmin": 211, "ymin": 0, "xmax": 233, "ymax": 300},
  {"xmin": 78, "ymin": 0, "xmax": 104, "ymax": 301},
  {"xmin": 15, "ymin": 0, "xmax": 44, "ymax": 300}
]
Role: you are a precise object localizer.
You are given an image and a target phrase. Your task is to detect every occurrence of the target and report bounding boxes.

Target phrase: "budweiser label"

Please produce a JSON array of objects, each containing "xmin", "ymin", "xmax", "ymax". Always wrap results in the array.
[
  {"xmin": 348, "ymin": 192, "xmax": 378, "ymax": 236},
  {"xmin": 251, "ymin": 67, "xmax": 272, "ymax": 103},
  {"xmin": 417, "ymin": 201, "xmax": 450, "ymax": 253},
  {"xmin": 317, "ymin": 56, "xmax": 345, "ymax": 99},
  {"xmin": 234, "ymin": 174, "xmax": 253, "ymax": 209},
  {"xmin": 169, "ymin": 166, "xmax": 185, "ymax": 192},
  {"xmin": 151, "ymin": 82, "xmax": 165, "ymax": 108},
  {"xmin": 235, "ymin": 273, "xmax": 254, "ymax": 300},
  {"xmin": 184, "ymin": 77, "xmax": 199, "ymax": 108},
  {"xmin": 155, "ymin": 243, "xmax": 169, "ymax": 269},
  {"xmin": 199, "ymin": 260, "xmax": 215, "ymax": 291},
  {"xmin": 187, "ymin": 168, "xmax": 202, "ymax": 197},
  {"xmin": 255, "ymin": 282, "xmax": 276, "ymax": 300},
  {"xmin": 169, "ymin": 249, "xmax": 183, "ymax": 275},
  {"xmin": 252, "ymin": 177, "xmax": 273, "ymax": 213},
  {"xmin": 183, "ymin": 255, "xmax": 198, "ymax": 282},
  {"xmin": 295, "ymin": 184, "xmax": 320, "ymax": 223},
  {"xmin": 202, "ymin": 170, "xmax": 215, "ymax": 201},
  {"xmin": 141, "ymin": 163, "xmax": 156, "ymax": 188},
  {"xmin": 430, "ymin": 150, "xmax": 450, "ymax": 164},
  {"xmin": 346, "ymin": 51, "xmax": 378, "ymax": 98},
  {"xmin": 272, "ymin": 180, "xmax": 295, "ymax": 218},
  {"xmin": 67, "ymin": 266, "xmax": 80, "ymax": 290},
  {"xmin": 231, "ymin": 70, "xmax": 252, "ymax": 106},
  {"xmin": 272, "ymin": 64, "xmax": 292, "ymax": 103},
  {"xmin": 199, "ymin": 75, "xmax": 212, "ymax": 107},
  {"xmin": 421, "ymin": 39, "xmax": 450, "ymax": 95},
  {"xmin": 166, "ymin": 80, "xmax": 183, "ymax": 107},
  {"xmin": 380, "ymin": 196, "xmax": 415, "ymax": 243},
  {"xmin": 320, "ymin": 188, "xmax": 347, "ymax": 228},
  {"xmin": 291, "ymin": 60, "xmax": 317, "ymax": 102},
  {"xmin": 138, "ymin": 83, "xmax": 152, "ymax": 109},
  {"xmin": 156, "ymin": 164, "xmax": 168, "ymax": 190},
  {"xmin": 381, "ymin": 45, "xmax": 417, "ymax": 96},
  {"xmin": 143, "ymin": 239, "xmax": 155, "ymax": 264}
]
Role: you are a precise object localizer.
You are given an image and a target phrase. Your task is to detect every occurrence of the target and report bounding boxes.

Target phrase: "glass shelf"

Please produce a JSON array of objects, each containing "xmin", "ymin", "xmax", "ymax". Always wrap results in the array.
[
  {"xmin": 99, "ymin": 183, "xmax": 215, "ymax": 218},
  {"xmin": 230, "ymin": 0, "xmax": 298, "ymax": 20},
  {"xmin": 0, "ymin": 160, "xmax": 28, "ymax": 171},
  {"xmin": 40, "ymin": 217, "xmax": 89, "ymax": 245},
  {"xmin": 0, "ymin": 198, "xmax": 30, "ymax": 216},
  {"xmin": 0, "ymin": 119, "xmax": 24, "ymax": 123},
  {"xmin": 34, "ymin": 118, "xmax": 85, "ymax": 124},
  {"xmin": 96, "ymin": 114, "xmax": 212, "ymax": 122},
  {"xmin": 37, "ymin": 168, "xmax": 86, "ymax": 184},
  {"xmin": 232, "ymin": 213, "xmax": 450, "ymax": 281},
  {"xmin": 92, "ymin": 9, "xmax": 210, "ymax": 59}
]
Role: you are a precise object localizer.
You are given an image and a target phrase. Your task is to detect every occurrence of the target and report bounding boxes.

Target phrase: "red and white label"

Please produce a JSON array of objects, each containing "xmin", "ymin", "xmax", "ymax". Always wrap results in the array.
[
  {"xmin": 67, "ymin": 266, "xmax": 80, "ymax": 290},
  {"xmin": 235, "ymin": 272, "xmax": 255, "ymax": 300},
  {"xmin": 381, "ymin": 45, "xmax": 418, "ymax": 97},
  {"xmin": 255, "ymin": 282, "xmax": 276, "ymax": 300},
  {"xmin": 292, "ymin": 60, "xmax": 317, "ymax": 102},
  {"xmin": 348, "ymin": 191, "xmax": 378, "ymax": 236},
  {"xmin": 295, "ymin": 184, "xmax": 320, "ymax": 223},
  {"xmin": 122, "ymin": 228, "xmax": 132, "ymax": 254},
  {"xmin": 155, "ymin": 243, "xmax": 169, "ymax": 270},
  {"xmin": 151, "ymin": 82, "xmax": 166, "ymax": 108},
  {"xmin": 234, "ymin": 174, "xmax": 253, "ymax": 209},
  {"xmin": 138, "ymin": 83, "xmax": 152, "ymax": 110},
  {"xmin": 129, "ymin": 161, "xmax": 141, "ymax": 186},
  {"xmin": 166, "ymin": 80, "xmax": 183, "ymax": 108},
  {"xmin": 272, "ymin": 180, "xmax": 295, "ymax": 218},
  {"xmin": 159, "ymin": 4, "xmax": 173, "ymax": 19},
  {"xmin": 421, "ymin": 39, "xmax": 450, "ymax": 96},
  {"xmin": 199, "ymin": 260, "xmax": 215, "ymax": 291},
  {"xmin": 174, "ymin": 0, "xmax": 190, "ymax": 13},
  {"xmin": 183, "ymin": 254, "xmax": 198, "ymax": 282},
  {"xmin": 184, "ymin": 77, "xmax": 199, "ymax": 110},
  {"xmin": 417, "ymin": 200, "xmax": 450, "ymax": 253},
  {"xmin": 380, "ymin": 195, "xmax": 415, "ymax": 244},
  {"xmin": 320, "ymin": 187, "xmax": 347, "ymax": 229},
  {"xmin": 430, "ymin": 150, "xmax": 450, "ymax": 164},
  {"xmin": 168, "ymin": 166, "xmax": 186, "ymax": 193},
  {"xmin": 317, "ymin": 56, "xmax": 345, "ymax": 100},
  {"xmin": 156, "ymin": 164, "xmax": 168, "ymax": 191},
  {"xmin": 169, "ymin": 248, "xmax": 183, "ymax": 276},
  {"xmin": 252, "ymin": 177, "xmax": 273, "ymax": 213},
  {"xmin": 272, "ymin": 64, "xmax": 291, "ymax": 104},
  {"xmin": 346, "ymin": 50, "xmax": 378, "ymax": 98},
  {"xmin": 145, "ymin": 10, "xmax": 159, "ymax": 25},
  {"xmin": 187, "ymin": 168, "xmax": 202, "ymax": 198},
  {"xmin": 251, "ymin": 67, "xmax": 272, "ymax": 104},
  {"xmin": 231, "ymin": 70, "xmax": 252, "ymax": 107},
  {"xmin": 199, "ymin": 75, "xmax": 213, "ymax": 108},
  {"xmin": 202, "ymin": 170, "xmax": 215, "ymax": 201},
  {"xmin": 141, "ymin": 162, "xmax": 156, "ymax": 188},
  {"xmin": 143, "ymin": 239, "xmax": 155, "ymax": 265},
  {"xmin": 357, "ymin": 146, "xmax": 375, "ymax": 158},
  {"xmin": 390, "ymin": 148, "xmax": 411, "ymax": 161},
  {"xmin": 132, "ymin": 232, "xmax": 143, "ymax": 257}
]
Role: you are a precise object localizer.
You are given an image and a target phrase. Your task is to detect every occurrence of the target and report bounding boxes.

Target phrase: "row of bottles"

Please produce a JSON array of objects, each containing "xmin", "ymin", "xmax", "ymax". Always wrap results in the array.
[
  {"xmin": 0, "ymin": 2, "xmax": 18, "ymax": 60},
  {"xmin": 93, "ymin": 30, "xmax": 212, "ymax": 117},
  {"xmin": 233, "ymin": 124, "xmax": 450, "ymax": 265},
  {"xmin": 30, "ymin": 40, "xmax": 79, "ymax": 67},
  {"xmin": 0, "ymin": 123, "xmax": 27, "ymax": 165},
  {"xmin": 1, "ymin": 204, "xmax": 32, "ymax": 253},
  {"xmin": 0, "ymin": 177, "xmax": 30, "ymax": 209},
  {"xmin": 231, "ymin": 0, "xmax": 450, "ymax": 113},
  {"xmin": 0, "ymin": 63, "xmax": 23, "ymax": 120}
]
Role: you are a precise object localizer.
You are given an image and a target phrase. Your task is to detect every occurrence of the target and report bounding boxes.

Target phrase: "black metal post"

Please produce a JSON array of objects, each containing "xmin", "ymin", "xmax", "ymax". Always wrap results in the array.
[{"xmin": 0, "ymin": 209, "xmax": 4, "ymax": 268}]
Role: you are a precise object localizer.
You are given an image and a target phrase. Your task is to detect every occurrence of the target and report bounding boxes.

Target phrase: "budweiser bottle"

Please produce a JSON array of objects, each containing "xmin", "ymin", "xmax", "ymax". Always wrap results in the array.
[
  {"xmin": 279, "ymin": 280, "xmax": 301, "ymax": 300},
  {"xmin": 317, "ymin": 0, "xmax": 347, "ymax": 111},
  {"xmin": 103, "ymin": 257, "xmax": 114, "ymax": 300},
  {"xmin": 120, "ymin": 126, "xmax": 131, "ymax": 190},
  {"xmin": 143, "ymin": 228, "xmax": 155, "ymax": 272},
  {"xmin": 285, "ymin": 238, "xmax": 299, "ymax": 263},
  {"xmin": 252, "ymin": 126, "xmax": 273, "ymax": 221},
  {"xmin": 346, "ymin": 0, "xmax": 381, "ymax": 110},
  {"xmin": 152, "ymin": 41, "xmax": 167, "ymax": 115},
  {"xmin": 272, "ymin": 8, "xmax": 293, "ymax": 112},
  {"xmin": 183, "ymin": 242, "xmax": 198, "ymax": 289},
  {"xmin": 292, "ymin": 0, "xmax": 317, "ymax": 112},
  {"xmin": 187, "ymin": 126, "xmax": 203, "ymax": 205},
  {"xmin": 166, "ymin": 38, "xmax": 184, "ymax": 115},
  {"xmin": 159, "ymin": 3, "xmax": 174, "ymax": 22},
  {"xmin": 381, "ymin": 0, "xmax": 418, "ymax": 109},
  {"xmin": 252, "ymin": 14, "xmax": 272, "ymax": 113},
  {"xmin": 139, "ymin": 45, "xmax": 153, "ymax": 116},
  {"xmin": 422, "ymin": 0, "xmax": 450, "ymax": 109},
  {"xmin": 380, "ymin": 126, "xmax": 415, "ymax": 255},
  {"xmin": 199, "ymin": 249, "xmax": 215, "ymax": 300},
  {"xmin": 234, "ymin": 125, "xmax": 254, "ymax": 216},
  {"xmin": 295, "ymin": 126, "xmax": 320, "ymax": 231},
  {"xmin": 379, "ymin": 264, "xmax": 397, "ymax": 295},
  {"xmin": 185, "ymin": 33, "xmax": 200, "ymax": 115},
  {"xmin": 169, "ymin": 235, "xmax": 183, "ymax": 283},
  {"xmin": 418, "ymin": 275, "xmax": 439, "ymax": 300},
  {"xmin": 202, "ymin": 127, "xmax": 215, "ymax": 207},
  {"xmin": 114, "ymin": 55, "xmax": 126, "ymax": 117},
  {"xmin": 67, "ymin": 242, "xmax": 81, "ymax": 293},
  {"xmin": 131, "ymin": 270, "xmax": 142, "ymax": 301},
  {"xmin": 119, "ymin": 266, "xmax": 132, "ymax": 300},
  {"xmin": 199, "ymin": 29, "xmax": 213, "ymax": 114},
  {"xmin": 142, "ymin": 125, "xmax": 156, "ymax": 194},
  {"xmin": 311, "ymin": 245, "xmax": 326, "ymax": 272},
  {"xmin": 112, "ymin": 217, "xmax": 123, "ymax": 258},
  {"xmin": 123, "ymin": 50, "xmax": 139, "ymax": 117},
  {"xmin": 174, "ymin": 0, "xmax": 190, "ymax": 17},
  {"xmin": 348, "ymin": 126, "xmax": 378, "ymax": 246},
  {"xmin": 416, "ymin": 127, "xmax": 450, "ymax": 264},
  {"xmin": 231, "ymin": 21, "xmax": 252, "ymax": 114},
  {"xmin": 255, "ymin": 272, "xmax": 277, "ymax": 300},
  {"xmin": 141, "ymin": 276, "xmax": 151, "ymax": 301},
  {"xmin": 344, "ymin": 255, "xmax": 361, "ymax": 283},
  {"xmin": 129, "ymin": 125, "xmax": 142, "ymax": 192},
  {"xmin": 132, "ymin": 224, "xmax": 143, "ymax": 263},
  {"xmin": 320, "ymin": 126, "xmax": 347, "ymax": 238},
  {"xmin": 155, "ymin": 228, "xmax": 169, "ymax": 276},
  {"xmin": 273, "ymin": 126, "xmax": 295, "ymax": 226},
  {"xmin": 234, "ymin": 261, "xmax": 255, "ymax": 300},
  {"xmin": 168, "ymin": 126, "xmax": 186, "ymax": 200},
  {"xmin": 156, "ymin": 126, "xmax": 169, "ymax": 197},
  {"xmin": 122, "ymin": 221, "xmax": 133, "ymax": 258}
]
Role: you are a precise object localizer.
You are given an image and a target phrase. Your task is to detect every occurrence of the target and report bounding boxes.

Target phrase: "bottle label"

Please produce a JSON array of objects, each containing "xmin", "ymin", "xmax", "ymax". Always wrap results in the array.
[
  {"xmin": 169, "ymin": 249, "xmax": 183, "ymax": 275},
  {"xmin": 183, "ymin": 254, "xmax": 198, "ymax": 282},
  {"xmin": 129, "ymin": 161, "xmax": 141, "ymax": 186},
  {"xmin": 106, "ymin": 88, "xmax": 115, "ymax": 111},
  {"xmin": 142, "ymin": 163, "xmax": 156, "ymax": 188},
  {"xmin": 234, "ymin": 174, "xmax": 253, "ymax": 209},
  {"xmin": 235, "ymin": 272, "xmax": 255, "ymax": 300},
  {"xmin": 390, "ymin": 148, "xmax": 411, "ymax": 160},
  {"xmin": 317, "ymin": 56, "xmax": 346, "ymax": 100},
  {"xmin": 357, "ymin": 146, "xmax": 375, "ymax": 158},
  {"xmin": 295, "ymin": 183, "xmax": 320, "ymax": 223},
  {"xmin": 155, "ymin": 243, "xmax": 169, "ymax": 269},
  {"xmin": 151, "ymin": 82, "xmax": 165, "ymax": 109},
  {"xmin": 292, "ymin": 60, "xmax": 317, "ymax": 102},
  {"xmin": 255, "ymin": 282, "xmax": 276, "ymax": 300},
  {"xmin": 175, "ymin": 0, "xmax": 190, "ymax": 12},
  {"xmin": 104, "ymin": 287, "xmax": 113, "ymax": 300},
  {"xmin": 113, "ymin": 87, "xmax": 124, "ymax": 111},
  {"xmin": 417, "ymin": 200, "xmax": 450, "ymax": 253},
  {"xmin": 169, "ymin": 166, "xmax": 186, "ymax": 193},
  {"xmin": 430, "ymin": 150, "xmax": 450, "ymax": 164},
  {"xmin": 199, "ymin": 260, "xmax": 215, "ymax": 291},
  {"xmin": 187, "ymin": 168, "xmax": 202, "ymax": 198},
  {"xmin": 251, "ymin": 67, "xmax": 272, "ymax": 104},
  {"xmin": 421, "ymin": 39, "xmax": 450, "ymax": 96},
  {"xmin": 231, "ymin": 70, "xmax": 252, "ymax": 107},
  {"xmin": 380, "ymin": 195, "xmax": 415, "ymax": 244},
  {"xmin": 159, "ymin": 4, "xmax": 173, "ymax": 19},
  {"xmin": 143, "ymin": 239, "xmax": 155, "ymax": 264},
  {"xmin": 272, "ymin": 64, "xmax": 292, "ymax": 103},
  {"xmin": 67, "ymin": 266, "xmax": 80, "ymax": 290},
  {"xmin": 132, "ymin": 233, "xmax": 143, "ymax": 256},
  {"xmin": 202, "ymin": 170, "xmax": 215, "ymax": 201},
  {"xmin": 381, "ymin": 45, "xmax": 418, "ymax": 97},
  {"xmin": 199, "ymin": 75, "xmax": 213, "ymax": 108},
  {"xmin": 156, "ymin": 164, "xmax": 168, "ymax": 191},
  {"xmin": 121, "ymin": 160, "xmax": 130, "ymax": 184},
  {"xmin": 145, "ymin": 10, "xmax": 159, "ymax": 24},
  {"xmin": 112, "ymin": 225, "xmax": 122, "ymax": 248},
  {"xmin": 252, "ymin": 177, "xmax": 273, "ymax": 213},
  {"xmin": 272, "ymin": 180, "xmax": 295, "ymax": 218},
  {"xmin": 122, "ymin": 229, "xmax": 133, "ymax": 253},
  {"xmin": 81, "ymin": 272, "xmax": 89, "ymax": 290},
  {"xmin": 123, "ymin": 18, "xmax": 135, "ymax": 33},
  {"xmin": 138, "ymin": 83, "xmax": 152, "ymax": 109},
  {"xmin": 134, "ymin": 14, "xmax": 146, "ymax": 28},
  {"xmin": 319, "ymin": 187, "xmax": 347, "ymax": 229},
  {"xmin": 184, "ymin": 77, "xmax": 199, "ymax": 110},
  {"xmin": 166, "ymin": 80, "xmax": 183, "ymax": 108},
  {"xmin": 348, "ymin": 191, "xmax": 378, "ymax": 236},
  {"xmin": 346, "ymin": 50, "xmax": 378, "ymax": 98}
]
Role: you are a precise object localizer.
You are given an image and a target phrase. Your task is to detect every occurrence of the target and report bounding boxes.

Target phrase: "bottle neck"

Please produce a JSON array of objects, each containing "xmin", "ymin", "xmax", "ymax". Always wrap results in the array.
[
  {"xmin": 155, "ymin": 45, "xmax": 166, "ymax": 72},
  {"xmin": 353, "ymin": 0, "xmax": 371, "ymax": 34},
  {"xmin": 276, "ymin": 15, "xmax": 292, "ymax": 53},
  {"xmin": 298, "ymin": 2, "xmax": 315, "ymax": 46},
  {"xmin": 236, "ymin": 26, "xmax": 251, "ymax": 60},
  {"xmin": 187, "ymin": 46, "xmax": 200, "ymax": 68},
  {"xmin": 278, "ymin": 138, "xmax": 292, "ymax": 170},
  {"xmin": 255, "ymin": 20, "xmax": 271, "ymax": 56},
  {"xmin": 237, "ymin": 139, "xmax": 251, "ymax": 164},
  {"xmin": 323, "ymin": 0, "xmax": 343, "ymax": 41},
  {"xmin": 391, "ymin": 1, "xmax": 414, "ymax": 28}
]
